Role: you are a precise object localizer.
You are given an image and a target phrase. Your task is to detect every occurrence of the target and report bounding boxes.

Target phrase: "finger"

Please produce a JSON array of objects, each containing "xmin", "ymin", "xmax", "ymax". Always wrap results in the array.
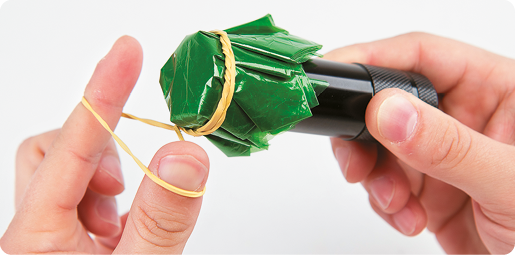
[
  {"xmin": 15, "ymin": 129, "xmax": 60, "ymax": 208},
  {"xmin": 96, "ymin": 212, "xmax": 129, "ymax": 251},
  {"xmin": 418, "ymin": 175, "xmax": 469, "ymax": 233},
  {"xmin": 114, "ymin": 141, "xmax": 209, "ymax": 254},
  {"xmin": 330, "ymin": 137, "xmax": 377, "ymax": 183},
  {"xmin": 483, "ymin": 86, "xmax": 515, "ymax": 145},
  {"xmin": 435, "ymin": 200, "xmax": 489, "ymax": 254},
  {"xmin": 15, "ymin": 130, "xmax": 123, "ymax": 206},
  {"xmin": 370, "ymin": 194, "xmax": 427, "ymax": 236},
  {"xmin": 365, "ymin": 88, "xmax": 515, "ymax": 207},
  {"xmin": 20, "ymin": 35, "xmax": 142, "ymax": 216},
  {"xmin": 401, "ymin": 163, "xmax": 469, "ymax": 233},
  {"xmin": 323, "ymin": 32, "xmax": 501, "ymax": 94},
  {"xmin": 78, "ymin": 189, "xmax": 120, "ymax": 238},
  {"xmin": 89, "ymin": 138, "xmax": 124, "ymax": 196},
  {"xmin": 323, "ymin": 32, "xmax": 505, "ymax": 131},
  {"xmin": 362, "ymin": 150, "xmax": 412, "ymax": 214},
  {"xmin": 395, "ymin": 159, "xmax": 424, "ymax": 196},
  {"xmin": 472, "ymin": 200, "xmax": 515, "ymax": 254}
]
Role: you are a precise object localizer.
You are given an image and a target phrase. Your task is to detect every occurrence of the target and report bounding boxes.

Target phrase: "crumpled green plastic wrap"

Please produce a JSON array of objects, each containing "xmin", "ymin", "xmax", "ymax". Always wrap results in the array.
[{"xmin": 160, "ymin": 14, "xmax": 328, "ymax": 156}]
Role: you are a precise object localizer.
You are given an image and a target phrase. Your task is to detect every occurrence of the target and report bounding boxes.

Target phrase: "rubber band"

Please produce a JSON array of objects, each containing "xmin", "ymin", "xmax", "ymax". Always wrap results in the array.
[
  {"xmin": 82, "ymin": 97, "xmax": 206, "ymax": 197},
  {"xmin": 122, "ymin": 113, "xmax": 185, "ymax": 141},
  {"xmin": 80, "ymin": 30, "xmax": 235, "ymax": 198},
  {"xmin": 179, "ymin": 30, "xmax": 236, "ymax": 137}
]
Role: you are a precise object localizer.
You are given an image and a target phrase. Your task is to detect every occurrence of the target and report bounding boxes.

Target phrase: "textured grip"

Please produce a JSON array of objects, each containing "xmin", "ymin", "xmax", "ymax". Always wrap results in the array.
[
  {"xmin": 409, "ymin": 72, "xmax": 439, "ymax": 107},
  {"xmin": 352, "ymin": 64, "xmax": 438, "ymax": 141},
  {"xmin": 360, "ymin": 64, "xmax": 415, "ymax": 94}
]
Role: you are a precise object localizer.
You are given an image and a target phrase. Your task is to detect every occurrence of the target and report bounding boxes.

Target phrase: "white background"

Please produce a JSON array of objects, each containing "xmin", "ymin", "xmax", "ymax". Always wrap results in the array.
[{"xmin": 1, "ymin": 0, "xmax": 515, "ymax": 253}]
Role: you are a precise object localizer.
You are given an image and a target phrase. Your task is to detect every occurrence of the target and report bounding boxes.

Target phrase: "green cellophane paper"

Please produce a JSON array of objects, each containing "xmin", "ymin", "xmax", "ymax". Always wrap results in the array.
[{"xmin": 160, "ymin": 14, "xmax": 328, "ymax": 156}]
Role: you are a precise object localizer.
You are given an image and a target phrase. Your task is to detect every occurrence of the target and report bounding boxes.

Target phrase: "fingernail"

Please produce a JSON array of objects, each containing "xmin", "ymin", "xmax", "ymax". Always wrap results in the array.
[
  {"xmin": 370, "ymin": 177, "xmax": 394, "ymax": 209},
  {"xmin": 99, "ymin": 155, "xmax": 124, "ymax": 186},
  {"xmin": 96, "ymin": 197, "xmax": 120, "ymax": 227},
  {"xmin": 377, "ymin": 95, "xmax": 418, "ymax": 142},
  {"xmin": 393, "ymin": 207, "xmax": 416, "ymax": 235},
  {"xmin": 334, "ymin": 146, "xmax": 351, "ymax": 178},
  {"xmin": 158, "ymin": 155, "xmax": 208, "ymax": 191}
]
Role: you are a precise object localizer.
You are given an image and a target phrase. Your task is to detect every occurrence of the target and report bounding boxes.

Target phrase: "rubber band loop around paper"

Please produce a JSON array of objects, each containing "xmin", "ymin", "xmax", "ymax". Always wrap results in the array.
[{"xmin": 81, "ymin": 30, "xmax": 235, "ymax": 198}]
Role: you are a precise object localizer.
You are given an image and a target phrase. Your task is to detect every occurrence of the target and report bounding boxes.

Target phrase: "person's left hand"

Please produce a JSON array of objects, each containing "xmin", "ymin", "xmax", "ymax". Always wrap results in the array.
[{"xmin": 1, "ymin": 36, "xmax": 210, "ymax": 254}]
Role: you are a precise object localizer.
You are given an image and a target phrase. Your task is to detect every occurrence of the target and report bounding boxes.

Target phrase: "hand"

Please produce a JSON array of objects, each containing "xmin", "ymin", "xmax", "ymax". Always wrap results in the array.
[
  {"xmin": 325, "ymin": 32, "xmax": 515, "ymax": 254},
  {"xmin": 0, "ymin": 36, "xmax": 210, "ymax": 254}
]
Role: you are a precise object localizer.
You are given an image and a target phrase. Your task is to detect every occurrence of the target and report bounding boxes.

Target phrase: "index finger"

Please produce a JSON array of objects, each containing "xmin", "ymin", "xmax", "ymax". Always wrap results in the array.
[
  {"xmin": 20, "ymin": 36, "xmax": 142, "ymax": 215},
  {"xmin": 323, "ymin": 32, "xmax": 501, "ymax": 94}
]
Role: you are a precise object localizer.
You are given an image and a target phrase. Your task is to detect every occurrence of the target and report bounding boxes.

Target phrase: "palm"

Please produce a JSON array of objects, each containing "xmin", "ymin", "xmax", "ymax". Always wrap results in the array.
[{"xmin": 394, "ymin": 153, "xmax": 486, "ymax": 252}]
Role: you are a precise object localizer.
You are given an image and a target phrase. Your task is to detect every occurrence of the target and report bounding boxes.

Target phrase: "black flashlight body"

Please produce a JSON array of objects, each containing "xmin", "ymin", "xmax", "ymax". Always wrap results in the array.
[{"xmin": 293, "ymin": 58, "xmax": 438, "ymax": 141}]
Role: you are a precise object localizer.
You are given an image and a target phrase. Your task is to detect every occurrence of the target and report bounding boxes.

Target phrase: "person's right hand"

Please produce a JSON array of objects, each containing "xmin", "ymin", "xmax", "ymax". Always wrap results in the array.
[{"xmin": 325, "ymin": 32, "xmax": 515, "ymax": 254}]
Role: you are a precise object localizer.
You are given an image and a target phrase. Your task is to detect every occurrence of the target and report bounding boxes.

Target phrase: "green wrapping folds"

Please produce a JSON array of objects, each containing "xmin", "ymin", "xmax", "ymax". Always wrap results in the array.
[{"xmin": 159, "ymin": 14, "xmax": 328, "ymax": 156}]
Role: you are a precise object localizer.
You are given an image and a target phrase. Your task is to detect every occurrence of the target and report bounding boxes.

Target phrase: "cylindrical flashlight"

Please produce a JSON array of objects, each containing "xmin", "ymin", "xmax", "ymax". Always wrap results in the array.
[{"xmin": 293, "ymin": 58, "xmax": 438, "ymax": 141}]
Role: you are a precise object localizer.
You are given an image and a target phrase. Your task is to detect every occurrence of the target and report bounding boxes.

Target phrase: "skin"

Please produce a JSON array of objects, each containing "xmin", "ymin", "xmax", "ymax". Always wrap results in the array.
[
  {"xmin": 0, "ymin": 36, "xmax": 210, "ymax": 254},
  {"xmin": 326, "ymin": 32, "xmax": 515, "ymax": 254},
  {"xmin": 2, "ymin": 33, "xmax": 514, "ymax": 254}
]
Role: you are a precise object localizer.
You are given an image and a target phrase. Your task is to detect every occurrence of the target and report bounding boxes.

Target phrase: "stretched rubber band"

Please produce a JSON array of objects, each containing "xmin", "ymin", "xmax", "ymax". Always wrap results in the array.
[
  {"xmin": 82, "ymin": 97, "xmax": 206, "ymax": 198},
  {"xmin": 80, "ymin": 30, "xmax": 235, "ymax": 198},
  {"xmin": 122, "ymin": 112, "xmax": 185, "ymax": 141}
]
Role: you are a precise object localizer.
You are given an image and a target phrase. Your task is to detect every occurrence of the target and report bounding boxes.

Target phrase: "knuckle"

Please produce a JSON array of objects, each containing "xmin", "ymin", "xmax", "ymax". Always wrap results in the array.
[
  {"xmin": 17, "ymin": 129, "xmax": 61, "ymax": 165},
  {"xmin": 53, "ymin": 133, "xmax": 103, "ymax": 167},
  {"xmin": 132, "ymin": 200, "xmax": 193, "ymax": 248},
  {"xmin": 16, "ymin": 136, "xmax": 44, "ymax": 167},
  {"xmin": 17, "ymin": 136, "xmax": 36, "ymax": 156},
  {"xmin": 430, "ymin": 121, "xmax": 473, "ymax": 171},
  {"xmin": 404, "ymin": 31, "xmax": 429, "ymax": 39},
  {"xmin": 64, "ymin": 146, "xmax": 100, "ymax": 165},
  {"xmin": 87, "ymin": 91, "xmax": 123, "ymax": 110}
]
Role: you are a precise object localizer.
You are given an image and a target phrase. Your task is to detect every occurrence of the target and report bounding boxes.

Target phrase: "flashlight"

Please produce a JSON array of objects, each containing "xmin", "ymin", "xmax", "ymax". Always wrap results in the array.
[{"xmin": 293, "ymin": 58, "xmax": 438, "ymax": 141}]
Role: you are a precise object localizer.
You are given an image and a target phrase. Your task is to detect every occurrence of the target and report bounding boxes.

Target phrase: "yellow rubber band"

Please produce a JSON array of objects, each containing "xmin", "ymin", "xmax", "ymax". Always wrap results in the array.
[
  {"xmin": 80, "ymin": 30, "xmax": 235, "ymax": 198},
  {"xmin": 122, "ymin": 113, "xmax": 185, "ymax": 141},
  {"xmin": 82, "ymin": 97, "xmax": 206, "ymax": 198},
  {"xmin": 179, "ymin": 30, "xmax": 236, "ymax": 137}
]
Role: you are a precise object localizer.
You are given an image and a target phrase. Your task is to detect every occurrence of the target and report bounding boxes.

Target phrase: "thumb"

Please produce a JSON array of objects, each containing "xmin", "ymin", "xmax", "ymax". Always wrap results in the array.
[
  {"xmin": 366, "ymin": 88, "xmax": 515, "ymax": 204},
  {"xmin": 114, "ymin": 141, "xmax": 209, "ymax": 254}
]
